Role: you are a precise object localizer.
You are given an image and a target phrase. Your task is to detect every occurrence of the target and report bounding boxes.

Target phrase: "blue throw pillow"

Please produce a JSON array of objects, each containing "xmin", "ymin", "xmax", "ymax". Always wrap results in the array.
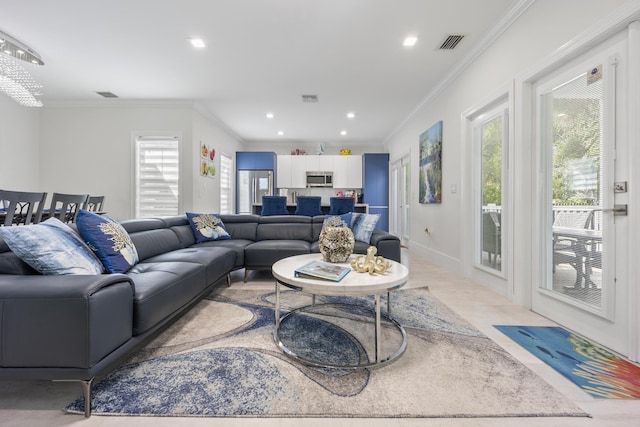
[
  {"xmin": 186, "ymin": 212, "xmax": 231, "ymax": 243},
  {"xmin": 0, "ymin": 217, "xmax": 104, "ymax": 275},
  {"xmin": 351, "ymin": 213, "xmax": 380, "ymax": 243},
  {"xmin": 323, "ymin": 212, "xmax": 352, "ymax": 228},
  {"xmin": 76, "ymin": 209, "xmax": 139, "ymax": 273}
]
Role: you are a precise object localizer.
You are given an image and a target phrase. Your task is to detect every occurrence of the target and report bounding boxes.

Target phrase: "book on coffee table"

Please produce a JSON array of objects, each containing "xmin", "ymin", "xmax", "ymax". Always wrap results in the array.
[{"xmin": 294, "ymin": 260, "xmax": 351, "ymax": 282}]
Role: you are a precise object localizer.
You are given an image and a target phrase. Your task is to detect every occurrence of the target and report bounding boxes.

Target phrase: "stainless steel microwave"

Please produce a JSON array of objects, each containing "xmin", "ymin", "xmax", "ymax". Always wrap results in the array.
[{"xmin": 306, "ymin": 171, "xmax": 333, "ymax": 187}]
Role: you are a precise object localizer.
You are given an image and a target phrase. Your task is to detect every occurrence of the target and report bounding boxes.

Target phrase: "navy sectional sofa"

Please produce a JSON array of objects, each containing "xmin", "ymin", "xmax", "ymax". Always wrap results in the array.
[{"xmin": 0, "ymin": 213, "xmax": 400, "ymax": 416}]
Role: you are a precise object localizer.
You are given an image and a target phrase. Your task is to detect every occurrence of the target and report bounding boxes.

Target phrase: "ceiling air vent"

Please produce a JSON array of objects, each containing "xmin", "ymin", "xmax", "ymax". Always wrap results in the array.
[
  {"xmin": 439, "ymin": 34, "xmax": 465, "ymax": 50},
  {"xmin": 96, "ymin": 91, "xmax": 118, "ymax": 98},
  {"xmin": 301, "ymin": 94, "xmax": 318, "ymax": 103}
]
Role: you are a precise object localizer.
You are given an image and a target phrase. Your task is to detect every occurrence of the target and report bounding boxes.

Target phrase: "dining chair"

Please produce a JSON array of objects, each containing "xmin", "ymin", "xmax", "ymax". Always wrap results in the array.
[
  {"xmin": 84, "ymin": 195, "xmax": 105, "ymax": 212},
  {"xmin": 0, "ymin": 190, "xmax": 48, "ymax": 226},
  {"xmin": 482, "ymin": 212, "xmax": 501, "ymax": 268},
  {"xmin": 552, "ymin": 209, "xmax": 595, "ymax": 287},
  {"xmin": 328, "ymin": 197, "xmax": 355, "ymax": 215},
  {"xmin": 46, "ymin": 193, "xmax": 90, "ymax": 223},
  {"xmin": 260, "ymin": 196, "xmax": 288, "ymax": 216},
  {"xmin": 294, "ymin": 196, "xmax": 322, "ymax": 216}
]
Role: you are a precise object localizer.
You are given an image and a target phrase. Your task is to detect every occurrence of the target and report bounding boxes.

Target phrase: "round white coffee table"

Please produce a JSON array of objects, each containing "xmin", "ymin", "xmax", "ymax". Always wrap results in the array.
[{"xmin": 271, "ymin": 253, "xmax": 409, "ymax": 369}]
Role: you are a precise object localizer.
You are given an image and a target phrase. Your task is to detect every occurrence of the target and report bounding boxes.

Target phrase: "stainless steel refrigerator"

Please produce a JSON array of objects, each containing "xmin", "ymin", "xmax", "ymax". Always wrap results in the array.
[{"xmin": 237, "ymin": 170, "xmax": 273, "ymax": 214}]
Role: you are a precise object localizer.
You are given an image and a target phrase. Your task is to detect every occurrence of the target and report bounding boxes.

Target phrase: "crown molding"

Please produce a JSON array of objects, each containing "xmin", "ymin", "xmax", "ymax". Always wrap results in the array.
[{"xmin": 383, "ymin": 0, "xmax": 535, "ymax": 144}]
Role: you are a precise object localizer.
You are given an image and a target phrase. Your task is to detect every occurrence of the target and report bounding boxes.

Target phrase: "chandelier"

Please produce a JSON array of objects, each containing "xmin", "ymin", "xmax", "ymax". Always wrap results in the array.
[{"xmin": 0, "ymin": 30, "xmax": 43, "ymax": 107}]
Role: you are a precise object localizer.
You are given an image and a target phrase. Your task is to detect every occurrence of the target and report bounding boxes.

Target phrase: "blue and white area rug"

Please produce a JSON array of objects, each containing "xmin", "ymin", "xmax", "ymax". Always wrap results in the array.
[{"xmin": 65, "ymin": 287, "xmax": 586, "ymax": 418}]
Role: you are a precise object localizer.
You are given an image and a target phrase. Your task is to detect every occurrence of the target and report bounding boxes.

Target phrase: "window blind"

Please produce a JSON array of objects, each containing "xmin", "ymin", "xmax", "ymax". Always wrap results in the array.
[
  {"xmin": 135, "ymin": 136, "xmax": 179, "ymax": 218},
  {"xmin": 220, "ymin": 153, "xmax": 232, "ymax": 214}
]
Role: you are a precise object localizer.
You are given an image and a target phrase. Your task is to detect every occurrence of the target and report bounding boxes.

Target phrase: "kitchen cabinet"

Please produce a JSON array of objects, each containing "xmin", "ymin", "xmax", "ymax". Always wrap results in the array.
[
  {"xmin": 363, "ymin": 153, "xmax": 389, "ymax": 231},
  {"xmin": 333, "ymin": 156, "xmax": 362, "ymax": 188},
  {"xmin": 236, "ymin": 151, "xmax": 275, "ymax": 170},
  {"xmin": 276, "ymin": 154, "xmax": 360, "ymax": 189},
  {"xmin": 276, "ymin": 155, "xmax": 292, "ymax": 188},
  {"xmin": 277, "ymin": 155, "xmax": 306, "ymax": 188},
  {"xmin": 291, "ymin": 156, "xmax": 307, "ymax": 188}
]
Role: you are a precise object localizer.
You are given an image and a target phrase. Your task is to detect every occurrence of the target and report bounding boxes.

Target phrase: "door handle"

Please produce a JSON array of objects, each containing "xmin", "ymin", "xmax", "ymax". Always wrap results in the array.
[{"xmin": 594, "ymin": 205, "xmax": 627, "ymax": 216}]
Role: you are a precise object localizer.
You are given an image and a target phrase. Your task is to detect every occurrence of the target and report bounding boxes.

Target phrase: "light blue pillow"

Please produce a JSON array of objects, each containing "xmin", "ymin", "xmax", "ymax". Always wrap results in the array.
[
  {"xmin": 351, "ymin": 213, "xmax": 380, "ymax": 243},
  {"xmin": 76, "ymin": 209, "xmax": 139, "ymax": 273},
  {"xmin": 186, "ymin": 212, "xmax": 231, "ymax": 243},
  {"xmin": 0, "ymin": 217, "xmax": 104, "ymax": 275}
]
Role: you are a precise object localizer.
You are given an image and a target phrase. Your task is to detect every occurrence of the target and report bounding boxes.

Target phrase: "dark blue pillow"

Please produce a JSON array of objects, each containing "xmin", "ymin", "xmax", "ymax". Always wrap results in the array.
[
  {"xmin": 261, "ymin": 196, "xmax": 288, "ymax": 216},
  {"xmin": 323, "ymin": 212, "xmax": 352, "ymax": 228},
  {"xmin": 186, "ymin": 212, "xmax": 231, "ymax": 243},
  {"xmin": 76, "ymin": 209, "xmax": 139, "ymax": 273}
]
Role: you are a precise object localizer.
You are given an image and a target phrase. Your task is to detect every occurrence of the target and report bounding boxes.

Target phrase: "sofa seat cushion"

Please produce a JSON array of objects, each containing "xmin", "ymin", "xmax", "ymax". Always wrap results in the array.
[
  {"xmin": 191, "ymin": 239, "xmax": 252, "ymax": 268},
  {"xmin": 126, "ymin": 261, "xmax": 206, "ymax": 335},
  {"xmin": 142, "ymin": 247, "xmax": 236, "ymax": 285},
  {"xmin": 244, "ymin": 240, "xmax": 311, "ymax": 269}
]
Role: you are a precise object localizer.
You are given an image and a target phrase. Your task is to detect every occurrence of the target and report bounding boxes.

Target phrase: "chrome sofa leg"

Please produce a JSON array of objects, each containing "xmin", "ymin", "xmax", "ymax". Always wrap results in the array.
[
  {"xmin": 54, "ymin": 378, "xmax": 94, "ymax": 417},
  {"xmin": 244, "ymin": 269, "xmax": 249, "ymax": 283},
  {"xmin": 227, "ymin": 273, "xmax": 231, "ymax": 287},
  {"xmin": 80, "ymin": 378, "xmax": 93, "ymax": 418}
]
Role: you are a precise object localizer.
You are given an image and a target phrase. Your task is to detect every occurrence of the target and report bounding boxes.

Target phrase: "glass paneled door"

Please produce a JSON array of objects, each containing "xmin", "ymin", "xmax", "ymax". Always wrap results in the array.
[
  {"xmin": 544, "ymin": 73, "xmax": 607, "ymax": 306},
  {"xmin": 390, "ymin": 156, "xmax": 410, "ymax": 247},
  {"xmin": 532, "ymin": 32, "xmax": 629, "ymax": 356}
]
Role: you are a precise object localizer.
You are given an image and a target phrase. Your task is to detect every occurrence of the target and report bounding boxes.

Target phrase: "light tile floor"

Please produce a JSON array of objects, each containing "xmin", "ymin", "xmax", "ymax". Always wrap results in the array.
[{"xmin": 2, "ymin": 249, "xmax": 640, "ymax": 427}]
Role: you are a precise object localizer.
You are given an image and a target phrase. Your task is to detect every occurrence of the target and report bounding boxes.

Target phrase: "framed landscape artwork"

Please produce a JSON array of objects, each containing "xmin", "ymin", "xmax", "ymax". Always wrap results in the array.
[{"xmin": 419, "ymin": 121, "xmax": 443, "ymax": 204}]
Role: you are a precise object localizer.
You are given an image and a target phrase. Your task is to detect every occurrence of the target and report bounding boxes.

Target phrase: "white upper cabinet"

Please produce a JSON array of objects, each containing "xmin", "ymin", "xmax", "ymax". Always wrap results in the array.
[
  {"xmin": 291, "ymin": 156, "xmax": 307, "ymax": 188},
  {"xmin": 276, "ymin": 155, "xmax": 292, "ymax": 188},
  {"xmin": 333, "ymin": 155, "xmax": 362, "ymax": 188},
  {"xmin": 276, "ymin": 154, "xmax": 361, "ymax": 189}
]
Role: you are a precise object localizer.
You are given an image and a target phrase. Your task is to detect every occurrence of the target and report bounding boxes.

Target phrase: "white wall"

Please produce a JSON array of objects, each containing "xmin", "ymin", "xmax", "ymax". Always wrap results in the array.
[
  {"xmin": 385, "ymin": 0, "xmax": 631, "ymax": 272},
  {"xmin": 0, "ymin": 95, "xmax": 40, "ymax": 190},
  {"xmin": 191, "ymin": 107, "xmax": 243, "ymax": 213},
  {"xmin": 38, "ymin": 102, "xmax": 243, "ymax": 220}
]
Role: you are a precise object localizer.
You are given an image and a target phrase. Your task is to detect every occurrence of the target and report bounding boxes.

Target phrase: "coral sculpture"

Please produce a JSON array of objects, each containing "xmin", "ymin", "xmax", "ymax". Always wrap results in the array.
[{"xmin": 351, "ymin": 246, "xmax": 391, "ymax": 275}]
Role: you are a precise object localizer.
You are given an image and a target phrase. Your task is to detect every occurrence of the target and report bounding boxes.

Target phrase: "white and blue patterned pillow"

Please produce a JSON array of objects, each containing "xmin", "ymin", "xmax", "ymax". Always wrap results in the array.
[
  {"xmin": 76, "ymin": 209, "xmax": 139, "ymax": 273},
  {"xmin": 186, "ymin": 212, "xmax": 231, "ymax": 243},
  {"xmin": 0, "ymin": 217, "xmax": 104, "ymax": 275},
  {"xmin": 351, "ymin": 213, "xmax": 380, "ymax": 243}
]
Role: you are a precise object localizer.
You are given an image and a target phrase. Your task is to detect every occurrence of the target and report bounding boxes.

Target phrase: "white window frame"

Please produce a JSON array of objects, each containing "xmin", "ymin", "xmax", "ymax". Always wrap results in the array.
[
  {"xmin": 472, "ymin": 104, "xmax": 509, "ymax": 277},
  {"xmin": 219, "ymin": 153, "xmax": 233, "ymax": 214},
  {"xmin": 133, "ymin": 134, "xmax": 181, "ymax": 218}
]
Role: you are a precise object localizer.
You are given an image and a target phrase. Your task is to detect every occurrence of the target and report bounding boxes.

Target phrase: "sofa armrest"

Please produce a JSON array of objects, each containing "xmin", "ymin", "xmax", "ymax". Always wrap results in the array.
[
  {"xmin": 369, "ymin": 229, "xmax": 401, "ymax": 263},
  {"xmin": 0, "ymin": 274, "xmax": 135, "ymax": 369}
]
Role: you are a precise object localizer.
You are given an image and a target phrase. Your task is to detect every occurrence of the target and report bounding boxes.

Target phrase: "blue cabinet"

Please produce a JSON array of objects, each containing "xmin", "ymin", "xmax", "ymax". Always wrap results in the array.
[
  {"xmin": 236, "ymin": 151, "xmax": 276, "ymax": 170},
  {"xmin": 362, "ymin": 153, "xmax": 389, "ymax": 231}
]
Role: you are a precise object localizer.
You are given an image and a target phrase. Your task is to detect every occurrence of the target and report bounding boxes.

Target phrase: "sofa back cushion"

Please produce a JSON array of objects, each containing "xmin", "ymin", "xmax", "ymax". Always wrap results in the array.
[
  {"xmin": 121, "ymin": 218, "xmax": 182, "ymax": 262},
  {"xmin": 0, "ymin": 237, "xmax": 39, "ymax": 275},
  {"xmin": 256, "ymin": 215, "xmax": 312, "ymax": 242},
  {"xmin": 219, "ymin": 214, "xmax": 259, "ymax": 240}
]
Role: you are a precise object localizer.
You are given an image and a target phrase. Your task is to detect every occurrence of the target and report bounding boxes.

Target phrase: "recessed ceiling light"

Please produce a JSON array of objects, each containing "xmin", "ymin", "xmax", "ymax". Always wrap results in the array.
[
  {"xmin": 277, "ymin": 130, "xmax": 284, "ymax": 136},
  {"xmin": 347, "ymin": 112, "xmax": 355, "ymax": 119},
  {"xmin": 403, "ymin": 36, "xmax": 418, "ymax": 47},
  {"xmin": 189, "ymin": 38, "xmax": 206, "ymax": 48},
  {"xmin": 340, "ymin": 130, "xmax": 347, "ymax": 136},
  {"xmin": 266, "ymin": 112, "xmax": 274, "ymax": 119}
]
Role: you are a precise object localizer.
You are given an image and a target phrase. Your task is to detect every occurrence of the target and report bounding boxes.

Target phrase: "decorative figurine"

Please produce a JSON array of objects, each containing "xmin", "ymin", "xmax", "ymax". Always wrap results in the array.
[{"xmin": 351, "ymin": 246, "xmax": 391, "ymax": 275}]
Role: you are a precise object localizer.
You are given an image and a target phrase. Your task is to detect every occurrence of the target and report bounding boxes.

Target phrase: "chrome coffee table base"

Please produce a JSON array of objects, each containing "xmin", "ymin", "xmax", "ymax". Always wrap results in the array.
[{"xmin": 273, "ymin": 280, "xmax": 408, "ymax": 369}]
